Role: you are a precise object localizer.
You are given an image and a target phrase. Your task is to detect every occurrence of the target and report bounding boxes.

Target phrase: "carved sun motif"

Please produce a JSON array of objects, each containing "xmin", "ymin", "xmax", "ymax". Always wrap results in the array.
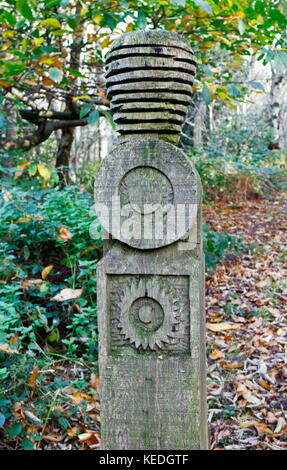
[
  {"xmin": 118, "ymin": 279, "xmax": 179, "ymax": 350},
  {"xmin": 119, "ymin": 166, "xmax": 174, "ymax": 215}
]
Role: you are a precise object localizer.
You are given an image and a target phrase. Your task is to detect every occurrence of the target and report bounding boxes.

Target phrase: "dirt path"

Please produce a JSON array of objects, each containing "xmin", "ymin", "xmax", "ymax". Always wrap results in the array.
[{"xmin": 204, "ymin": 193, "xmax": 287, "ymax": 450}]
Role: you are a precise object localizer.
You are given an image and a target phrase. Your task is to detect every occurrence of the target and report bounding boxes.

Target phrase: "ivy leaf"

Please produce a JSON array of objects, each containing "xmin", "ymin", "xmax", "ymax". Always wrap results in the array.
[
  {"xmin": 88, "ymin": 109, "xmax": 99, "ymax": 127},
  {"xmin": 193, "ymin": 0, "xmax": 213, "ymax": 15},
  {"xmin": 202, "ymin": 84, "xmax": 211, "ymax": 105},
  {"xmin": 22, "ymin": 437, "xmax": 34, "ymax": 450},
  {"xmin": 49, "ymin": 67, "xmax": 63, "ymax": 83},
  {"xmin": 248, "ymin": 81, "xmax": 265, "ymax": 92},
  {"xmin": 8, "ymin": 423, "xmax": 22, "ymax": 440},
  {"xmin": 80, "ymin": 102, "xmax": 93, "ymax": 119}
]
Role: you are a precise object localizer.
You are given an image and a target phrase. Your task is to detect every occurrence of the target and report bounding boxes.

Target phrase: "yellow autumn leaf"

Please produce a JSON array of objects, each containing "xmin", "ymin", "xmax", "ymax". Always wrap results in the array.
[
  {"xmin": 41, "ymin": 265, "xmax": 54, "ymax": 280},
  {"xmin": 92, "ymin": 14, "xmax": 102, "ymax": 24},
  {"xmin": 218, "ymin": 91, "xmax": 226, "ymax": 100},
  {"xmin": 22, "ymin": 38, "xmax": 28, "ymax": 51},
  {"xmin": 257, "ymin": 14, "xmax": 264, "ymax": 25},
  {"xmin": 3, "ymin": 30, "xmax": 16, "ymax": 39},
  {"xmin": 237, "ymin": 11, "xmax": 246, "ymax": 18},
  {"xmin": 37, "ymin": 164, "xmax": 51, "ymax": 181},
  {"xmin": 80, "ymin": 6, "xmax": 88, "ymax": 16},
  {"xmin": 15, "ymin": 161, "xmax": 30, "ymax": 178},
  {"xmin": 34, "ymin": 37, "xmax": 44, "ymax": 47},
  {"xmin": 126, "ymin": 23, "xmax": 133, "ymax": 33},
  {"xmin": 101, "ymin": 37, "xmax": 110, "ymax": 49},
  {"xmin": 39, "ymin": 18, "xmax": 61, "ymax": 29}
]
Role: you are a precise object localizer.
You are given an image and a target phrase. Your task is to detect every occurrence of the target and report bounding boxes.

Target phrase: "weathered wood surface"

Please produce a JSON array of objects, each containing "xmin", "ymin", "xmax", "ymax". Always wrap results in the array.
[
  {"xmin": 97, "ymin": 236, "xmax": 207, "ymax": 450},
  {"xmin": 96, "ymin": 30, "xmax": 207, "ymax": 450},
  {"xmin": 94, "ymin": 139, "xmax": 198, "ymax": 250},
  {"xmin": 105, "ymin": 31, "xmax": 196, "ymax": 143}
]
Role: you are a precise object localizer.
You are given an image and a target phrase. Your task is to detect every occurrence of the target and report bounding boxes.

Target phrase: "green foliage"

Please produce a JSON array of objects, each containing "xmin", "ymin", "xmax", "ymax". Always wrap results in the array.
[
  {"xmin": 203, "ymin": 225, "xmax": 247, "ymax": 273},
  {"xmin": 0, "ymin": 181, "xmax": 101, "ymax": 359},
  {"xmin": 189, "ymin": 114, "xmax": 287, "ymax": 201}
]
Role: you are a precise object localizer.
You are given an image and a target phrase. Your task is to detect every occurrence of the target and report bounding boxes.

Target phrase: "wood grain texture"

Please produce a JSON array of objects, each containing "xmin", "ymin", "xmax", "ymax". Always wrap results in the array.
[{"xmin": 105, "ymin": 31, "xmax": 196, "ymax": 143}]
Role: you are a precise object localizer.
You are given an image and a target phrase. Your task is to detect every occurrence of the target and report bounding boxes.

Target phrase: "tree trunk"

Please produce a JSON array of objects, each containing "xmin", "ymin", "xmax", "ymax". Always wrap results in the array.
[
  {"xmin": 269, "ymin": 64, "xmax": 287, "ymax": 149},
  {"xmin": 55, "ymin": 2, "xmax": 82, "ymax": 185}
]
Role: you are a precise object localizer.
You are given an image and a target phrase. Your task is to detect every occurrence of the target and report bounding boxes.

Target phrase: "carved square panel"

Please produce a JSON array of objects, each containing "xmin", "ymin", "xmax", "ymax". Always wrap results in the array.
[{"xmin": 108, "ymin": 274, "xmax": 190, "ymax": 354}]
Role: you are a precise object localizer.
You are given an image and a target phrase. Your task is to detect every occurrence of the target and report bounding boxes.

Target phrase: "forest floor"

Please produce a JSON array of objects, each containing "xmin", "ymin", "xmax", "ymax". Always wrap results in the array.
[
  {"xmin": 1, "ymin": 192, "xmax": 286, "ymax": 451},
  {"xmin": 204, "ymin": 192, "xmax": 287, "ymax": 450}
]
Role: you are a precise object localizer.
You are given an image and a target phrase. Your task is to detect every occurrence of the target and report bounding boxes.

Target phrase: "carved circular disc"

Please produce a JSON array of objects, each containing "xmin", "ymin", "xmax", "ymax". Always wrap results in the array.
[
  {"xmin": 94, "ymin": 139, "xmax": 198, "ymax": 249},
  {"xmin": 118, "ymin": 279, "xmax": 178, "ymax": 350}
]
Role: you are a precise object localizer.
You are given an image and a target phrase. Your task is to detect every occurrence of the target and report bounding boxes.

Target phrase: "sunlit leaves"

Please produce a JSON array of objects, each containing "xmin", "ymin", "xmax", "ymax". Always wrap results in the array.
[
  {"xmin": 39, "ymin": 18, "xmax": 61, "ymax": 29},
  {"xmin": 16, "ymin": 0, "xmax": 34, "ymax": 22}
]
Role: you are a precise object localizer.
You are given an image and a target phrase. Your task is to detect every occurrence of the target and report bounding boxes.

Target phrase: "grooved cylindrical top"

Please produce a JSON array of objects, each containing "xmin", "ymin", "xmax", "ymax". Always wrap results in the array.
[{"xmin": 105, "ymin": 30, "xmax": 196, "ymax": 145}]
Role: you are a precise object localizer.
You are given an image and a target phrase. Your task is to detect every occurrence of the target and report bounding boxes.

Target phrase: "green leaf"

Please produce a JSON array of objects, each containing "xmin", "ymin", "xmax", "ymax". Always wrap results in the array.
[
  {"xmin": 49, "ymin": 67, "xmax": 63, "ymax": 83},
  {"xmin": 28, "ymin": 163, "xmax": 38, "ymax": 176},
  {"xmin": 8, "ymin": 423, "xmax": 22, "ymax": 440},
  {"xmin": 16, "ymin": 0, "xmax": 34, "ymax": 21},
  {"xmin": 103, "ymin": 12, "xmax": 117, "ymax": 30},
  {"xmin": 3, "ymin": 11, "xmax": 16, "ymax": 27},
  {"xmin": 248, "ymin": 81, "xmax": 265, "ymax": 92},
  {"xmin": 0, "ymin": 413, "xmax": 5, "ymax": 428},
  {"xmin": 202, "ymin": 84, "xmax": 211, "ymax": 105},
  {"xmin": 137, "ymin": 10, "xmax": 147, "ymax": 30},
  {"xmin": 227, "ymin": 84, "xmax": 239, "ymax": 98},
  {"xmin": 24, "ymin": 245, "xmax": 30, "ymax": 260},
  {"xmin": 277, "ymin": 50, "xmax": 287, "ymax": 68},
  {"xmin": 22, "ymin": 437, "xmax": 34, "ymax": 450},
  {"xmin": 80, "ymin": 103, "xmax": 93, "ymax": 119},
  {"xmin": 88, "ymin": 109, "xmax": 99, "ymax": 127},
  {"xmin": 193, "ymin": 0, "xmax": 213, "ymax": 15},
  {"xmin": 102, "ymin": 110, "xmax": 115, "ymax": 129},
  {"xmin": 58, "ymin": 417, "xmax": 69, "ymax": 430},
  {"xmin": 238, "ymin": 18, "xmax": 245, "ymax": 35}
]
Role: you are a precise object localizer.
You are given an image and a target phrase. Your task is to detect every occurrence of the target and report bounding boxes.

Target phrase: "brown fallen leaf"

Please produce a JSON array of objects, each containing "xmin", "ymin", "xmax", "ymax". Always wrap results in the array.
[
  {"xmin": 29, "ymin": 367, "xmax": 39, "ymax": 390},
  {"xmin": 57, "ymin": 226, "xmax": 73, "ymax": 242},
  {"xmin": 206, "ymin": 322, "xmax": 241, "ymax": 332},
  {"xmin": 0, "ymin": 344, "xmax": 19, "ymax": 354},
  {"xmin": 209, "ymin": 350, "xmax": 225, "ymax": 360},
  {"xmin": 51, "ymin": 288, "xmax": 83, "ymax": 302},
  {"xmin": 41, "ymin": 265, "xmax": 54, "ymax": 280}
]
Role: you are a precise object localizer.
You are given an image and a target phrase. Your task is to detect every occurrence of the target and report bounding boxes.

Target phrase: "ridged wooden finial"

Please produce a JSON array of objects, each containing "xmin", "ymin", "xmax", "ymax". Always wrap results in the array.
[{"xmin": 105, "ymin": 30, "xmax": 196, "ymax": 145}]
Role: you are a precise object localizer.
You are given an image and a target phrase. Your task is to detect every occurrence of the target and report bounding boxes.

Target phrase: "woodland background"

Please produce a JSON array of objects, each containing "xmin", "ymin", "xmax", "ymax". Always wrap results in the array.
[{"xmin": 0, "ymin": 0, "xmax": 287, "ymax": 450}]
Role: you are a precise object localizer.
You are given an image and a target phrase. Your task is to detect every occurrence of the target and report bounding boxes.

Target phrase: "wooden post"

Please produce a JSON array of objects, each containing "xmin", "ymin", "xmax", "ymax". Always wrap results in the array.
[{"xmin": 94, "ymin": 30, "xmax": 208, "ymax": 450}]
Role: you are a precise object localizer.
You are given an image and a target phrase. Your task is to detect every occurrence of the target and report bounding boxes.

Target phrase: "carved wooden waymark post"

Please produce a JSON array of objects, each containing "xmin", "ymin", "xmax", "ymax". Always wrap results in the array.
[{"xmin": 94, "ymin": 30, "xmax": 207, "ymax": 450}]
